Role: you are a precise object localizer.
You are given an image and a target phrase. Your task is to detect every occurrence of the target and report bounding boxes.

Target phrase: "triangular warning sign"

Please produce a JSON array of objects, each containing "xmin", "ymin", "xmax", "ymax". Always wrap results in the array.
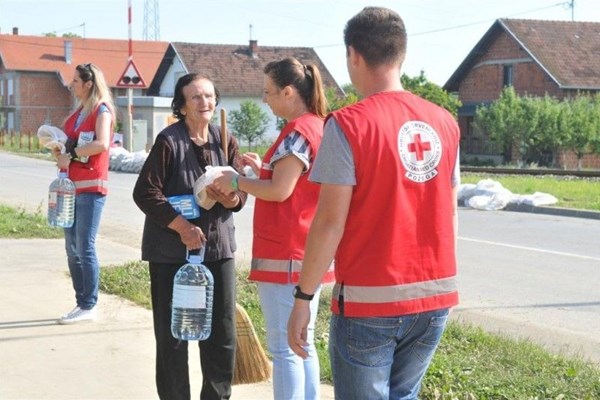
[{"xmin": 116, "ymin": 59, "xmax": 146, "ymax": 87}]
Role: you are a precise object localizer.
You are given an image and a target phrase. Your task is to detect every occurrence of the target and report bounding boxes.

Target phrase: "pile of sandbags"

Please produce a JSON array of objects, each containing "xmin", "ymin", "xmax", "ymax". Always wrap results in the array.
[
  {"xmin": 458, "ymin": 179, "xmax": 557, "ymax": 211},
  {"xmin": 109, "ymin": 147, "xmax": 148, "ymax": 173}
]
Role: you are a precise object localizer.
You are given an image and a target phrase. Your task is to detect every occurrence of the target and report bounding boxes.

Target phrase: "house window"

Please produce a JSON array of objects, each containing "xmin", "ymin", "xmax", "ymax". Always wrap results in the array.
[
  {"xmin": 8, "ymin": 112, "xmax": 15, "ymax": 131},
  {"xmin": 7, "ymin": 78, "xmax": 15, "ymax": 104},
  {"xmin": 503, "ymin": 65, "xmax": 513, "ymax": 87}
]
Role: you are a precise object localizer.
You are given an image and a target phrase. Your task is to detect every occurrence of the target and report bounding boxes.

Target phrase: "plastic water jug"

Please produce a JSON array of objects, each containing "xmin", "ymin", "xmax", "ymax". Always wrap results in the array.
[
  {"xmin": 47, "ymin": 170, "xmax": 75, "ymax": 228},
  {"xmin": 171, "ymin": 247, "xmax": 214, "ymax": 341}
]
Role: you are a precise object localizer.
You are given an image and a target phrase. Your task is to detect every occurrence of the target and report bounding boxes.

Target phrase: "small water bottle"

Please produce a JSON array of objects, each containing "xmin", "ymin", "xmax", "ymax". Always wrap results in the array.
[
  {"xmin": 47, "ymin": 170, "xmax": 75, "ymax": 228},
  {"xmin": 171, "ymin": 247, "xmax": 214, "ymax": 341}
]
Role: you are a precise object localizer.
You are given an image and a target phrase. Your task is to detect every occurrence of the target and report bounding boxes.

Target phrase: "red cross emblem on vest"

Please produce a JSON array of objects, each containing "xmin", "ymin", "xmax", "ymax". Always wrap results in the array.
[{"xmin": 407, "ymin": 133, "xmax": 432, "ymax": 161}]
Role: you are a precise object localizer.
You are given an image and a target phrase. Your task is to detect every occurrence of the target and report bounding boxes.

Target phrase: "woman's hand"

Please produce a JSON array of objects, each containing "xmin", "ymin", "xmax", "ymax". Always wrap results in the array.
[
  {"xmin": 212, "ymin": 171, "xmax": 238, "ymax": 196},
  {"xmin": 56, "ymin": 153, "xmax": 71, "ymax": 170},
  {"xmin": 169, "ymin": 215, "xmax": 206, "ymax": 250},
  {"xmin": 206, "ymin": 184, "xmax": 239, "ymax": 209},
  {"xmin": 242, "ymin": 152, "xmax": 261, "ymax": 176}
]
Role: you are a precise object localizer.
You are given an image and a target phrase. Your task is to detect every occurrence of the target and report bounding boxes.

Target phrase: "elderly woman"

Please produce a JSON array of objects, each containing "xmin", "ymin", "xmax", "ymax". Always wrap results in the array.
[{"xmin": 133, "ymin": 73, "xmax": 246, "ymax": 400}]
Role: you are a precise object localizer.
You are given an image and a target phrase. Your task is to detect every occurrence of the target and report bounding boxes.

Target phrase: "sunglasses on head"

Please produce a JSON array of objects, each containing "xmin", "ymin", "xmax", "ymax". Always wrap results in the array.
[{"xmin": 80, "ymin": 63, "xmax": 95, "ymax": 83}]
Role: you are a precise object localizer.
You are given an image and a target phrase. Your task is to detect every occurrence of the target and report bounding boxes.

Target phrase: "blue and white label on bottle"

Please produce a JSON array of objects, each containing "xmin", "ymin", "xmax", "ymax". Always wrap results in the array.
[{"xmin": 173, "ymin": 284, "xmax": 207, "ymax": 308}]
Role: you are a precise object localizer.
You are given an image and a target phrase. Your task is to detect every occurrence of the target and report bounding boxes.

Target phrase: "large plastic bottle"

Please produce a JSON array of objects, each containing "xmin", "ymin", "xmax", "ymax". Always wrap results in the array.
[
  {"xmin": 171, "ymin": 247, "xmax": 214, "ymax": 341},
  {"xmin": 47, "ymin": 170, "xmax": 75, "ymax": 228}
]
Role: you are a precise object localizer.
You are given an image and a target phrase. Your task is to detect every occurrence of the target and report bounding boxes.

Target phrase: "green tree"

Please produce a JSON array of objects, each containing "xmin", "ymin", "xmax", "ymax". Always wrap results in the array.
[
  {"xmin": 326, "ymin": 84, "xmax": 360, "ymax": 112},
  {"xmin": 228, "ymin": 100, "xmax": 270, "ymax": 151},
  {"xmin": 401, "ymin": 71, "xmax": 462, "ymax": 117},
  {"xmin": 561, "ymin": 94, "xmax": 600, "ymax": 170},
  {"xmin": 528, "ymin": 95, "xmax": 563, "ymax": 167},
  {"xmin": 474, "ymin": 87, "xmax": 531, "ymax": 166}
]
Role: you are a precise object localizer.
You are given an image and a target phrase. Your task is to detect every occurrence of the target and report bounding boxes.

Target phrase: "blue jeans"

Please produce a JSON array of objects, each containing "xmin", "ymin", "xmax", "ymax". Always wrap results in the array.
[
  {"xmin": 257, "ymin": 282, "xmax": 322, "ymax": 400},
  {"xmin": 329, "ymin": 308, "xmax": 449, "ymax": 400},
  {"xmin": 64, "ymin": 192, "xmax": 106, "ymax": 310}
]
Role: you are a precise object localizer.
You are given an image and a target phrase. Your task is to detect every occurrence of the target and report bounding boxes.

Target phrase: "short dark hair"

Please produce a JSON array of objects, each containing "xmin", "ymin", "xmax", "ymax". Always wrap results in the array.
[
  {"xmin": 344, "ymin": 7, "xmax": 407, "ymax": 68},
  {"xmin": 171, "ymin": 73, "xmax": 220, "ymax": 120}
]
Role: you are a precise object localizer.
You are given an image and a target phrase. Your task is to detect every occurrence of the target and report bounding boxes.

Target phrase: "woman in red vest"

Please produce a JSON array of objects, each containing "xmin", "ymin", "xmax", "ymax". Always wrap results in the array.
[
  {"xmin": 214, "ymin": 57, "xmax": 333, "ymax": 400},
  {"xmin": 54, "ymin": 63, "xmax": 115, "ymax": 324}
]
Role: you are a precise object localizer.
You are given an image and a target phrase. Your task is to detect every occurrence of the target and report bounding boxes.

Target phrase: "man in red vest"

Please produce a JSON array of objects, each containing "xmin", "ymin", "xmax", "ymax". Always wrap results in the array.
[{"xmin": 287, "ymin": 6, "xmax": 460, "ymax": 399}]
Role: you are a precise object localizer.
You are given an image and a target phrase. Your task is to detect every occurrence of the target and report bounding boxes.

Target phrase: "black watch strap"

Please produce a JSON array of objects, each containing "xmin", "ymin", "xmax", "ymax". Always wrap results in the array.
[
  {"xmin": 293, "ymin": 285, "xmax": 314, "ymax": 301},
  {"xmin": 69, "ymin": 147, "xmax": 78, "ymax": 160}
]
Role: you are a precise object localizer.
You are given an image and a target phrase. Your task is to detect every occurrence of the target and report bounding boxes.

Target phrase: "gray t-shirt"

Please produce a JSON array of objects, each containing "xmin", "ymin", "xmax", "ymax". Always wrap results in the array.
[{"xmin": 310, "ymin": 118, "xmax": 460, "ymax": 186}]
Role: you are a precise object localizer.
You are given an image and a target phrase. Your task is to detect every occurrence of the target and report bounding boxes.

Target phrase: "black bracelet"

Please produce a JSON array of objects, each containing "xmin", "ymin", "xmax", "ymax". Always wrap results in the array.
[{"xmin": 69, "ymin": 147, "xmax": 78, "ymax": 160}]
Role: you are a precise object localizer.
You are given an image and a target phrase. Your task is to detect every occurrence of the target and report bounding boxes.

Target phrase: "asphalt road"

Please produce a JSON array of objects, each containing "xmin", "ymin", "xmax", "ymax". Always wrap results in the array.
[{"xmin": 2, "ymin": 151, "xmax": 599, "ymax": 364}]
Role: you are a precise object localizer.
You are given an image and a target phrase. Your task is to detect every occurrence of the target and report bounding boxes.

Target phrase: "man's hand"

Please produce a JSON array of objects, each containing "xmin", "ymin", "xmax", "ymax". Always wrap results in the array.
[{"xmin": 287, "ymin": 300, "xmax": 311, "ymax": 359}]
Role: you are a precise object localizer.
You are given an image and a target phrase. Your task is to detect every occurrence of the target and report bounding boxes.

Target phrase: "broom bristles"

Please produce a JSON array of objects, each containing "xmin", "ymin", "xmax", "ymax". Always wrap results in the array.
[{"xmin": 233, "ymin": 303, "xmax": 272, "ymax": 385}]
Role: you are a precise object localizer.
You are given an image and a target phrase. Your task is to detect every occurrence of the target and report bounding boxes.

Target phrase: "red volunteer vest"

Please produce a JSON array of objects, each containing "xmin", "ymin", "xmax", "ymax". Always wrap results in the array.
[
  {"xmin": 249, "ymin": 113, "xmax": 334, "ymax": 284},
  {"xmin": 63, "ymin": 104, "xmax": 112, "ymax": 195},
  {"xmin": 329, "ymin": 91, "xmax": 460, "ymax": 317}
]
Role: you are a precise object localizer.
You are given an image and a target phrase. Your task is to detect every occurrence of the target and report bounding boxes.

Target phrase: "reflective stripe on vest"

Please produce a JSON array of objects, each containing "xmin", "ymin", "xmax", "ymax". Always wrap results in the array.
[
  {"xmin": 333, "ymin": 276, "xmax": 457, "ymax": 304},
  {"xmin": 249, "ymin": 257, "xmax": 335, "ymax": 284},
  {"xmin": 74, "ymin": 179, "xmax": 108, "ymax": 191},
  {"xmin": 251, "ymin": 258, "xmax": 303, "ymax": 273}
]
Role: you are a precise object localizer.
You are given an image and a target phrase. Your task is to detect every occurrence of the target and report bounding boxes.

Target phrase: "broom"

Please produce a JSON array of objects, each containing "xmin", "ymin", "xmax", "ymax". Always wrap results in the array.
[
  {"xmin": 220, "ymin": 108, "xmax": 272, "ymax": 385},
  {"xmin": 233, "ymin": 303, "xmax": 272, "ymax": 385}
]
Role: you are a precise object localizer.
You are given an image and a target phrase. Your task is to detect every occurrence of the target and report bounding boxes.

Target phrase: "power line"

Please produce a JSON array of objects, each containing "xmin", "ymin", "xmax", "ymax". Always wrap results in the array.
[
  {"xmin": 312, "ymin": 2, "xmax": 570, "ymax": 49},
  {"xmin": 48, "ymin": 23, "xmax": 86, "ymax": 38}
]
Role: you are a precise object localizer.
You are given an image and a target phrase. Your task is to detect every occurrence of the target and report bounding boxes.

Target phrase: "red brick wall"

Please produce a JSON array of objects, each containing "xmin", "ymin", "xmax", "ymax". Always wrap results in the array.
[
  {"xmin": 17, "ymin": 72, "xmax": 72, "ymax": 133},
  {"xmin": 458, "ymin": 31, "xmax": 562, "ymax": 103},
  {"xmin": 457, "ymin": 30, "xmax": 600, "ymax": 168},
  {"xmin": 558, "ymin": 151, "xmax": 600, "ymax": 170}
]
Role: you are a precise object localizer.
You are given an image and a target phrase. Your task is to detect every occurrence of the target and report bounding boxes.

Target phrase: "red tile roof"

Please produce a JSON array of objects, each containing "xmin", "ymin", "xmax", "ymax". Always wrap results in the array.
[
  {"xmin": 172, "ymin": 41, "xmax": 343, "ymax": 96},
  {"xmin": 500, "ymin": 19, "xmax": 600, "ymax": 89},
  {"xmin": 0, "ymin": 33, "xmax": 168, "ymax": 88},
  {"xmin": 445, "ymin": 18, "xmax": 600, "ymax": 91}
]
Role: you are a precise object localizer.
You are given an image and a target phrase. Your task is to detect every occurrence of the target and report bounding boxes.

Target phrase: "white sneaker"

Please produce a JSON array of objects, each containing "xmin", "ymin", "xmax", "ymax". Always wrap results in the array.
[
  {"xmin": 58, "ymin": 307, "xmax": 97, "ymax": 325},
  {"xmin": 60, "ymin": 306, "xmax": 81, "ymax": 319}
]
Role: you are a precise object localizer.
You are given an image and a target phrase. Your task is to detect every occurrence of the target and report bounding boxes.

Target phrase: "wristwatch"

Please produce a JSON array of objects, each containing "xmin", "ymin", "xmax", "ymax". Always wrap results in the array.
[
  {"xmin": 293, "ymin": 285, "xmax": 314, "ymax": 301},
  {"xmin": 68, "ymin": 147, "xmax": 78, "ymax": 161}
]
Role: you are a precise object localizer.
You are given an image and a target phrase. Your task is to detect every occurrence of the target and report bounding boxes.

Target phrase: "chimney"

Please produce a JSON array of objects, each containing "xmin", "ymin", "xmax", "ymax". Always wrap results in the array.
[
  {"xmin": 12, "ymin": 27, "xmax": 18, "ymax": 35},
  {"xmin": 249, "ymin": 39, "xmax": 258, "ymax": 58},
  {"xmin": 64, "ymin": 41, "xmax": 73, "ymax": 65}
]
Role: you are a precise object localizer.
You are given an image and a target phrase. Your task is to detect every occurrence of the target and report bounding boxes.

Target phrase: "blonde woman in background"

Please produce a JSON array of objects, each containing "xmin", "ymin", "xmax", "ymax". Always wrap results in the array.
[{"xmin": 54, "ymin": 63, "xmax": 115, "ymax": 324}]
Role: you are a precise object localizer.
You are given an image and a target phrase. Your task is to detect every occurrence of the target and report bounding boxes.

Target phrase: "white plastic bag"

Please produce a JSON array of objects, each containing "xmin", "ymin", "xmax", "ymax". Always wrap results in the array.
[
  {"xmin": 193, "ymin": 166, "xmax": 239, "ymax": 210},
  {"xmin": 37, "ymin": 125, "xmax": 68, "ymax": 153},
  {"xmin": 513, "ymin": 192, "xmax": 558, "ymax": 207}
]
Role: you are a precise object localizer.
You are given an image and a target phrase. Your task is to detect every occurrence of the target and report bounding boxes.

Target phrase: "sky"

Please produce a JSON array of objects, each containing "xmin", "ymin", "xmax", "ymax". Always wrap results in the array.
[{"xmin": 1, "ymin": 0, "xmax": 599, "ymax": 87}]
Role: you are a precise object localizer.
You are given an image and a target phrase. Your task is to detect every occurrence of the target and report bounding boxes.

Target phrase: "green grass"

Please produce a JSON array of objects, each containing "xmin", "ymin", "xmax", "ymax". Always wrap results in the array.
[
  {"xmin": 3, "ymin": 170, "xmax": 600, "ymax": 398},
  {"xmin": 462, "ymin": 173, "xmax": 600, "ymax": 211},
  {"xmin": 0, "ymin": 204, "xmax": 63, "ymax": 238},
  {"xmin": 98, "ymin": 261, "xmax": 600, "ymax": 398}
]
